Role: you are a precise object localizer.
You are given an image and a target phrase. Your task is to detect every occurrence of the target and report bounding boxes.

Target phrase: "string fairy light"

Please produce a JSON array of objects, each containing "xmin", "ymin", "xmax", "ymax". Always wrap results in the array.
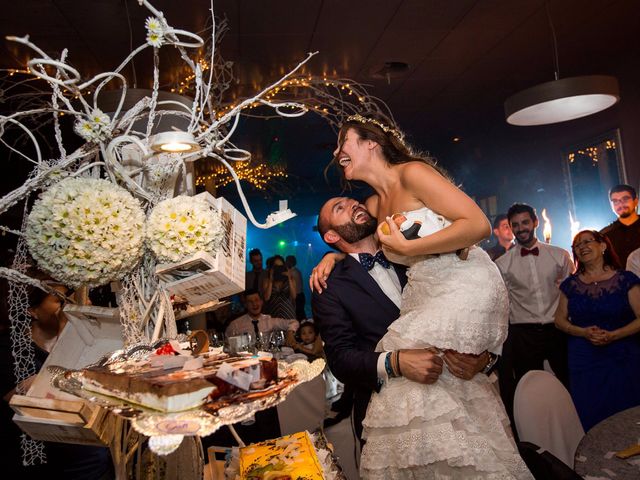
[
  {"xmin": 195, "ymin": 159, "xmax": 288, "ymax": 191},
  {"xmin": 568, "ymin": 140, "xmax": 616, "ymax": 164}
]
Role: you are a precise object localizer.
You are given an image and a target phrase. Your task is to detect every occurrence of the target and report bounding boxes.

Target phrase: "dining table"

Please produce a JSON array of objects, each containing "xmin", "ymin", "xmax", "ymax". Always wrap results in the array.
[{"xmin": 574, "ymin": 406, "xmax": 640, "ymax": 479}]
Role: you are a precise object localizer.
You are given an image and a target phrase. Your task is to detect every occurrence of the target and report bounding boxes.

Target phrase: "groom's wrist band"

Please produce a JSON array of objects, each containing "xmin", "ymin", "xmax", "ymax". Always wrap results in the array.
[
  {"xmin": 385, "ymin": 351, "xmax": 402, "ymax": 378},
  {"xmin": 384, "ymin": 352, "xmax": 395, "ymax": 377}
]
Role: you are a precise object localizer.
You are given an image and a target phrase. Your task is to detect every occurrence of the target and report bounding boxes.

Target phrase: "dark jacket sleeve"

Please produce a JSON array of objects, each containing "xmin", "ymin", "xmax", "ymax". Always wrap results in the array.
[{"xmin": 311, "ymin": 288, "xmax": 380, "ymax": 391}]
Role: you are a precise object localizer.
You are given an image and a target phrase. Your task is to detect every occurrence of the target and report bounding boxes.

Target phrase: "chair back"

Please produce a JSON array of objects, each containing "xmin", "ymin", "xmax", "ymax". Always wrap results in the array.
[{"xmin": 514, "ymin": 370, "xmax": 584, "ymax": 468}]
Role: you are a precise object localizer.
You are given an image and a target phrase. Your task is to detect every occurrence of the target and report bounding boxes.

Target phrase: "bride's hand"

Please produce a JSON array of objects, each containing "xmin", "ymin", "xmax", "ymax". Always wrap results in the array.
[
  {"xmin": 377, "ymin": 217, "xmax": 412, "ymax": 255},
  {"xmin": 309, "ymin": 252, "xmax": 345, "ymax": 293},
  {"xmin": 443, "ymin": 350, "xmax": 488, "ymax": 380}
]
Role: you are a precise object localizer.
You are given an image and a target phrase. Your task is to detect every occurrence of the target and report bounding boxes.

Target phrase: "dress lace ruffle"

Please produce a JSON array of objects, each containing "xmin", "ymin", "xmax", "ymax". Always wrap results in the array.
[
  {"xmin": 361, "ymin": 208, "xmax": 531, "ymax": 478},
  {"xmin": 361, "ymin": 373, "xmax": 532, "ymax": 479},
  {"xmin": 383, "ymin": 248, "xmax": 509, "ymax": 355},
  {"xmin": 362, "ymin": 351, "xmax": 532, "ymax": 476}
]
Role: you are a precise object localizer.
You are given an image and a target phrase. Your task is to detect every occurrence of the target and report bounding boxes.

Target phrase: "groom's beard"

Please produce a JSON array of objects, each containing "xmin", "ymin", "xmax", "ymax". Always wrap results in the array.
[{"xmin": 332, "ymin": 217, "xmax": 377, "ymax": 243}]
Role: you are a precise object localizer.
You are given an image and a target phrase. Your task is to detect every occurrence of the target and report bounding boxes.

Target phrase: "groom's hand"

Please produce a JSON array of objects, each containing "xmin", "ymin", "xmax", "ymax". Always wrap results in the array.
[{"xmin": 398, "ymin": 349, "xmax": 443, "ymax": 384}]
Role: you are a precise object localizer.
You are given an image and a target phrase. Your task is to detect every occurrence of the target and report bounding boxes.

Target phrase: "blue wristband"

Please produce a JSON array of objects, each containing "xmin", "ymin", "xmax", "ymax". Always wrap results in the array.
[{"xmin": 384, "ymin": 352, "xmax": 395, "ymax": 378}]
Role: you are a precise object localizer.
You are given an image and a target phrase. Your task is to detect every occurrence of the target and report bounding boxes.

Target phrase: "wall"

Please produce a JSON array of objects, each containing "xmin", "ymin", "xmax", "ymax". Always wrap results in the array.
[{"xmin": 433, "ymin": 53, "xmax": 640, "ymax": 250}]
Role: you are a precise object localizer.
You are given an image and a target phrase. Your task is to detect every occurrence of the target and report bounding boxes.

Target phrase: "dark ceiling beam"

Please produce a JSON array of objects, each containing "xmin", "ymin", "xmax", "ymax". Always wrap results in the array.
[
  {"xmin": 354, "ymin": 0, "xmax": 405, "ymax": 79},
  {"xmin": 306, "ymin": 0, "xmax": 324, "ymax": 54},
  {"xmin": 384, "ymin": 0, "xmax": 478, "ymax": 104},
  {"xmin": 419, "ymin": 1, "xmax": 546, "ymax": 109}
]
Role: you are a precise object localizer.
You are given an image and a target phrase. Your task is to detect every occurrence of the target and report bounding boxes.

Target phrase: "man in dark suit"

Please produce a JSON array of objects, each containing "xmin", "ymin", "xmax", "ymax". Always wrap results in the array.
[{"xmin": 311, "ymin": 197, "xmax": 492, "ymax": 441}]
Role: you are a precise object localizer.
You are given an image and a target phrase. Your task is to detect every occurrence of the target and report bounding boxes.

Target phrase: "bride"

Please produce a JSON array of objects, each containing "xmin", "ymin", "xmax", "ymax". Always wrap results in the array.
[{"xmin": 325, "ymin": 114, "xmax": 532, "ymax": 479}]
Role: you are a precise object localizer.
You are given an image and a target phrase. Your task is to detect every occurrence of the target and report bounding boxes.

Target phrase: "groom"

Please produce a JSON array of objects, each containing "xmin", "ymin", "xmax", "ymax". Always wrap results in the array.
[{"xmin": 311, "ymin": 197, "xmax": 492, "ymax": 441}]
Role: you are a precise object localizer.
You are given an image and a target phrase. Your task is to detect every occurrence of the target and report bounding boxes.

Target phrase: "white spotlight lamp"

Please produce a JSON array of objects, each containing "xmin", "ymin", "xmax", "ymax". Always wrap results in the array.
[
  {"xmin": 505, "ymin": 75, "xmax": 620, "ymax": 126},
  {"xmin": 150, "ymin": 131, "xmax": 201, "ymax": 153}
]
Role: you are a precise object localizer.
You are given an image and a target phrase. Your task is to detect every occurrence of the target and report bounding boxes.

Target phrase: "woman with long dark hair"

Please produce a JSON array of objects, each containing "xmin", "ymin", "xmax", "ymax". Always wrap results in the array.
[
  {"xmin": 319, "ymin": 114, "xmax": 530, "ymax": 479},
  {"xmin": 555, "ymin": 229, "xmax": 640, "ymax": 431},
  {"xmin": 262, "ymin": 255, "xmax": 297, "ymax": 320}
]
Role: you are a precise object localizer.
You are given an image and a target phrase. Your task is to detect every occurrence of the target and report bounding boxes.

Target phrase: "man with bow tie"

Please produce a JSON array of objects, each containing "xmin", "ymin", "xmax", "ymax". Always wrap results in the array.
[
  {"xmin": 311, "ymin": 197, "xmax": 491, "ymax": 442},
  {"xmin": 495, "ymin": 203, "xmax": 574, "ymax": 423}
]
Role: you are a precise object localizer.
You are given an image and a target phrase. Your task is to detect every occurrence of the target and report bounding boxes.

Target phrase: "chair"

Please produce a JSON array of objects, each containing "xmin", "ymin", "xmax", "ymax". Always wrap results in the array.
[{"xmin": 514, "ymin": 370, "xmax": 584, "ymax": 468}]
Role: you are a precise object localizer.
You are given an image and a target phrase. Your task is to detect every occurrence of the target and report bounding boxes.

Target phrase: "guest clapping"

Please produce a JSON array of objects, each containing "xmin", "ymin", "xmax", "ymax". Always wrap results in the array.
[{"xmin": 554, "ymin": 230, "xmax": 640, "ymax": 431}]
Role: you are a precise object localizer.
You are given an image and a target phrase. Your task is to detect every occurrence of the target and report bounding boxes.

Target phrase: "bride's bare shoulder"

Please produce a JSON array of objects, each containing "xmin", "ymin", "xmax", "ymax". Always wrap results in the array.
[{"xmin": 399, "ymin": 161, "xmax": 441, "ymax": 178}]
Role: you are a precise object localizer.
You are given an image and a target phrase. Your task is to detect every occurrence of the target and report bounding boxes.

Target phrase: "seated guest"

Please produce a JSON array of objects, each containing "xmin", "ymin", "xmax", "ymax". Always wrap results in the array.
[
  {"xmin": 293, "ymin": 321, "xmax": 324, "ymax": 360},
  {"xmin": 554, "ymin": 230, "xmax": 640, "ymax": 431},
  {"xmin": 225, "ymin": 289, "xmax": 298, "ymax": 346},
  {"xmin": 0, "ymin": 275, "xmax": 113, "ymax": 479}
]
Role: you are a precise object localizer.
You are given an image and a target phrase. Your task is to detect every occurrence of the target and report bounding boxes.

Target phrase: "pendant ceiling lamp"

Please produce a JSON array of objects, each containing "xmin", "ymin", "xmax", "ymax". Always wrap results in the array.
[{"xmin": 504, "ymin": 3, "xmax": 620, "ymax": 126}]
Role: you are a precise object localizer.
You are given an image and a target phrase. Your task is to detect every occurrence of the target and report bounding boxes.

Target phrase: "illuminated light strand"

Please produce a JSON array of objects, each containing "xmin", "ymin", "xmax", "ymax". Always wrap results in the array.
[
  {"xmin": 568, "ymin": 140, "xmax": 616, "ymax": 164},
  {"xmin": 195, "ymin": 160, "xmax": 288, "ymax": 191}
]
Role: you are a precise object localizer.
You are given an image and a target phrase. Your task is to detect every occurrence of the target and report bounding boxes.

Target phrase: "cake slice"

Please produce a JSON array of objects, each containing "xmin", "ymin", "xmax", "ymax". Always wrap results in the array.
[
  {"xmin": 81, "ymin": 361, "xmax": 218, "ymax": 412},
  {"xmin": 80, "ymin": 354, "xmax": 279, "ymax": 412}
]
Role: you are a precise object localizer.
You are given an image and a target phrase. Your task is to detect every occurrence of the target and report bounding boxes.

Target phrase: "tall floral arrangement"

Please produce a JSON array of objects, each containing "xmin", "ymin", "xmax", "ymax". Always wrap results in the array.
[
  {"xmin": 147, "ymin": 195, "xmax": 224, "ymax": 263},
  {"xmin": 25, "ymin": 178, "xmax": 145, "ymax": 288}
]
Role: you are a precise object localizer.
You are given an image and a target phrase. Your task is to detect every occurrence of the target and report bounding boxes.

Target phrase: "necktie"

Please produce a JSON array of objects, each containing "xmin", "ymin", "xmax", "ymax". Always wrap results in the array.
[
  {"xmin": 521, "ymin": 247, "xmax": 539, "ymax": 257},
  {"xmin": 251, "ymin": 319, "xmax": 260, "ymax": 337},
  {"xmin": 358, "ymin": 251, "xmax": 391, "ymax": 270}
]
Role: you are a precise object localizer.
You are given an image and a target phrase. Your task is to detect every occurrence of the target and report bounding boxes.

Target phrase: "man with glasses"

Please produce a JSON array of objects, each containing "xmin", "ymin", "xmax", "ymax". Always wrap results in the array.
[{"xmin": 601, "ymin": 184, "xmax": 640, "ymax": 266}]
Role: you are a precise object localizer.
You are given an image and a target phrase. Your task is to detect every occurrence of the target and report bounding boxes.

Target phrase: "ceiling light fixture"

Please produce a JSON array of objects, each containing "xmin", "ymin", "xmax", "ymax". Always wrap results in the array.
[
  {"xmin": 371, "ymin": 61, "xmax": 410, "ymax": 85},
  {"xmin": 504, "ymin": 3, "xmax": 620, "ymax": 126},
  {"xmin": 150, "ymin": 131, "xmax": 201, "ymax": 153}
]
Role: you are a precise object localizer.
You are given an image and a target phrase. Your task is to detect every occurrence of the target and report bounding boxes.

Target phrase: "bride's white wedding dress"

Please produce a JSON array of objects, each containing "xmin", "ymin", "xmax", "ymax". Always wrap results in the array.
[{"xmin": 360, "ymin": 207, "xmax": 532, "ymax": 480}]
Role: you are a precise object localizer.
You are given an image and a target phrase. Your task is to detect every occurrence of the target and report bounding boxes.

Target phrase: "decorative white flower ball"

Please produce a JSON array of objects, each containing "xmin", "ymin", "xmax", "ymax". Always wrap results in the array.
[
  {"xmin": 147, "ymin": 195, "xmax": 224, "ymax": 263},
  {"xmin": 25, "ymin": 177, "xmax": 145, "ymax": 288}
]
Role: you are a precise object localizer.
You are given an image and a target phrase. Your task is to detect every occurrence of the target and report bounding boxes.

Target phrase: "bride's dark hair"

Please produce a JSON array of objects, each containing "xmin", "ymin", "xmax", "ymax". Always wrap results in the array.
[{"xmin": 326, "ymin": 113, "xmax": 451, "ymax": 187}]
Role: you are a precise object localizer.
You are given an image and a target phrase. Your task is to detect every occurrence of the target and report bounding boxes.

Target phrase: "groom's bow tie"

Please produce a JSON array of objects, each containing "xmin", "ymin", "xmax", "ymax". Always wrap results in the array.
[{"xmin": 358, "ymin": 251, "xmax": 391, "ymax": 270}]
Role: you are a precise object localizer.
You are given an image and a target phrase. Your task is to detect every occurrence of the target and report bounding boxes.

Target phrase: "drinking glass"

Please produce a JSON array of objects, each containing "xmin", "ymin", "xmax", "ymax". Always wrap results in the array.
[
  {"xmin": 269, "ymin": 329, "xmax": 286, "ymax": 352},
  {"xmin": 208, "ymin": 330, "xmax": 224, "ymax": 348}
]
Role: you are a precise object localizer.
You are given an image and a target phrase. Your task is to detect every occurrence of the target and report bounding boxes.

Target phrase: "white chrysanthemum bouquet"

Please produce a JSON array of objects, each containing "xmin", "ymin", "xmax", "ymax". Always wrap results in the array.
[
  {"xmin": 25, "ymin": 177, "xmax": 145, "ymax": 288},
  {"xmin": 146, "ymin": 195, "xmax": 224, "ymax": 263}
]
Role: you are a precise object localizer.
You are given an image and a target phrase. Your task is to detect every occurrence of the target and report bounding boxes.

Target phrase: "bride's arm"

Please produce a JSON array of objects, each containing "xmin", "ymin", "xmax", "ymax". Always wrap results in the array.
[
  {"xmin": 309, "ymin": 252, "xmax": 346, "ymax": 293},
  {"xmin": 377, "ymin": 163, "xmax": 490, "ymax": 256}
]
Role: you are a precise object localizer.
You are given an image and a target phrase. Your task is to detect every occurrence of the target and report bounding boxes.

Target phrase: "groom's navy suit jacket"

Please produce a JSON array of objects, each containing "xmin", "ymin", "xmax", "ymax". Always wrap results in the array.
[{"xmin": 311, "ymin": 254, "xmax": 407, "ymax": 439}]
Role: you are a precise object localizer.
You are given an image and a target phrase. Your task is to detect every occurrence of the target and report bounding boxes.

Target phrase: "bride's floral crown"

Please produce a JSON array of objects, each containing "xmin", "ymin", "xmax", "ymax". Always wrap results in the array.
[{"xmin": 345, "ymin": 113, "xmax": 404, "ymax": 141}]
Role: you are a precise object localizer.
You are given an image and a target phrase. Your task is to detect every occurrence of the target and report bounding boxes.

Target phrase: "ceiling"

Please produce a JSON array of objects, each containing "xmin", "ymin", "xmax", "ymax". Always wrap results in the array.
[
  {"xmin": 3, "ymin": 0, "xmax": 638, "ymax": 134},
  {"xmin": 1, "ymin": 0, "xmax": 638, "ymax": 205}
]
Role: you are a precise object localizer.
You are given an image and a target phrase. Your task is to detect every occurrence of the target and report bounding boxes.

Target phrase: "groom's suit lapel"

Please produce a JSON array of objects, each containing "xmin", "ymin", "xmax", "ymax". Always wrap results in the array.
[{"xmin": 342, "ymin": 255, "xmax": 400, "ymax": 318}]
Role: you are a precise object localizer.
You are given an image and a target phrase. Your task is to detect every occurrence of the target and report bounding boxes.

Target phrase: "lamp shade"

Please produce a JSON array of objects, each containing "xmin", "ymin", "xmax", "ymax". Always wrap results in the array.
[
  {"xmin": 150, "ymin": 131, "xmax": 201, "ymax": 153},
  {"xmin": 504, "ymin": 75, "xmax": 620, "ymax": 126}
]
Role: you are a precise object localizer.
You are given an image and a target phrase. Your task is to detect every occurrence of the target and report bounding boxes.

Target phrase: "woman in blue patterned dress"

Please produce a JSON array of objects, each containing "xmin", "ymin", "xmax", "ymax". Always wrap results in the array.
[{"xmin": 555, "ymin": 229, "xmax": 640, "ymax": 431}]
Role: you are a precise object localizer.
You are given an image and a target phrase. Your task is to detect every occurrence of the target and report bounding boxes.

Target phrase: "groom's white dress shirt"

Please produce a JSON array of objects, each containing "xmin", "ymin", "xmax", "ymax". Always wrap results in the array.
[{"xmin": 349, "ymin": 253, "xmax": 402, "ymax": 382}]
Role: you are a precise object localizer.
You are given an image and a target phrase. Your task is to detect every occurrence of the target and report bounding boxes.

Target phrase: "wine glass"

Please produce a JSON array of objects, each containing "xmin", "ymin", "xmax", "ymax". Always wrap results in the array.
[
  {"xmin": 255, "ymin": 331, "xmax": 267, "ymax": 352},
  {"xmin": 269, "ymin": 329, "xmax": 286, "ymax": 352},
  {"xmin": 208, "ymin": 330, "xmax": 224, "ymax": 348}
]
